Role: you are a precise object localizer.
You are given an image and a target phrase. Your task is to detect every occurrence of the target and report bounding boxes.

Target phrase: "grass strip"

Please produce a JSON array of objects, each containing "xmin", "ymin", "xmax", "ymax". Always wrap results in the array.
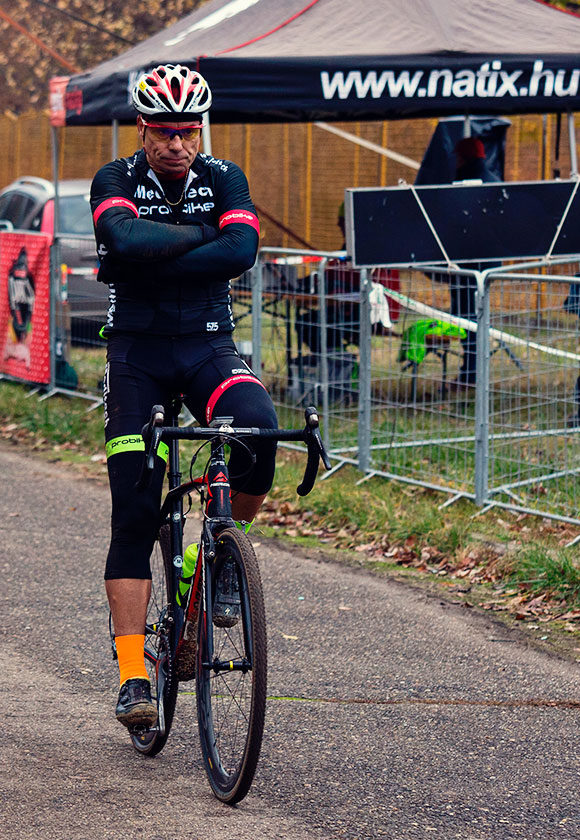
[{"xmin": 2, "ymin": 371, "xmax": 580, "ymax": 629}]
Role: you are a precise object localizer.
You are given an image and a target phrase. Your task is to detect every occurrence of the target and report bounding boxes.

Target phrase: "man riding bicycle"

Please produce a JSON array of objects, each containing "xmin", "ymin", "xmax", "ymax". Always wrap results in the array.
[{"xmin": 90, "ymin": 64, "xmax": 278, "ymax": 730}]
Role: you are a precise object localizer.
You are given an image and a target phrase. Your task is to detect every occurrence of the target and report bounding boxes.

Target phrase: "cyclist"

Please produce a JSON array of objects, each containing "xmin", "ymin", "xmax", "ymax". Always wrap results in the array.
[{"xmin": 90, "ymin": 64, "xmax": 278, "ymax": 730}]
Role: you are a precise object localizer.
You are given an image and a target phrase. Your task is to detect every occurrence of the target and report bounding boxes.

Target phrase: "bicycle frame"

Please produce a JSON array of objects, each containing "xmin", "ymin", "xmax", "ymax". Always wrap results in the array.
[
  {"xmin": 143, "ymin": 399, "xmax": 330, "ymax": 647},
  {"xmin": 154, "ymin": 399, "xmax": 241, "ymax": 658}
]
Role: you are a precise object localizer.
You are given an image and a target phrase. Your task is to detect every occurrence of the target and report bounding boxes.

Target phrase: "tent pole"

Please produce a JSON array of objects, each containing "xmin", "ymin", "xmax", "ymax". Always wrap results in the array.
[
  {"xmin": 314, "ymin": 122, "xmax": 420, "ymax": 171},
  {"xmin": 202, "ymin": 112, "xmax": 212, "ymax": 156},
  {"xmin": 554, "ymin": 112, "xmax": 561, "ymax": 178},
  {"xmin": 541, "ymin": 114, "xmax": 548, "ymax": 180},
  {"xmin": 50, "ymin": 124, "xmax": 61, "ymax": 392},
  {"xmin": 463, "ymin": 114, "xmax": 471, "ymax": 138},
  {"xmin": 568, "ymin": 112, "xmax": 578, "ymax": 178},
  {"xmin": 112, "ymin": 119, "xmax": 119, "ymax": 159},
  {"xmin": 51, "ymin": 125, "xmax": 61, "ymax": 239}
]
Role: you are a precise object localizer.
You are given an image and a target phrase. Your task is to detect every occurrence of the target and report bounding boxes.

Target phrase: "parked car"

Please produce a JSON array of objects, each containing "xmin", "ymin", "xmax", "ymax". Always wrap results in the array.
[{"xmin": 0, "ymin": 176, "xmax": 106, "ymax": 344}]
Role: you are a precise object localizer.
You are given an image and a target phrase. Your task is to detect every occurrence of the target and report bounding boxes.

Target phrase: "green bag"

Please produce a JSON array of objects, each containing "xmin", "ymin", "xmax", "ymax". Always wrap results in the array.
[{"xmin": 398, "ymin": 319, "xmax": 466, "ymax": 365}]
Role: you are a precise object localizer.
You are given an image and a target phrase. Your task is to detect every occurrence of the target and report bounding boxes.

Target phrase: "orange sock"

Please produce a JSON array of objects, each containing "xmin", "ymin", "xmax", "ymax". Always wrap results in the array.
[{"xmin": 115, "ymin": 634, "xmax": 149, "ymax": 686}]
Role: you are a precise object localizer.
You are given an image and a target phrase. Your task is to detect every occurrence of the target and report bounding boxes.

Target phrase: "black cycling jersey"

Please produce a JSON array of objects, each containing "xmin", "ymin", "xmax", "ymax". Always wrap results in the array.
[{"xmin": 90, "ymin": 149, "xmax": 259, "ymax": 336}]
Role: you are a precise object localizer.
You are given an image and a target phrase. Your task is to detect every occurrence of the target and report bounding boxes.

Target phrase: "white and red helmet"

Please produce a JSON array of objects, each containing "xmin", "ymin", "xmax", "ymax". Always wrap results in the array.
[{"xmin": 132, "ymin": 64, "xmax": 212, "ymax": 116}]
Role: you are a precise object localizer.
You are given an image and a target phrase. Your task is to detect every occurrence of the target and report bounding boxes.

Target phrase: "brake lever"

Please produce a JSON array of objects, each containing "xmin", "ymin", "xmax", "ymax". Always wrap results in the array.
[
  {"xmin": 304, "ymin": 406, "xmax": 331, "ymax": 470},
  {"xmin": 147, "ymin": 426, "xmax": 163, "ymax": 471},
  {"xmin": 296, "ymin": 407, "xmax": 331, "ymax": 496},
  {"xmin": 136, "ymin": 404, "xmax": 165, "ymax": 490}
]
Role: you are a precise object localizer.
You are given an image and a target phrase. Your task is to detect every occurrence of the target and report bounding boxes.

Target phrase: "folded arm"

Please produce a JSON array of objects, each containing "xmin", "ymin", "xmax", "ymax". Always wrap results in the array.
[{"xmin": 91, "ymin": 166, "xmax": 216, "ymax": 262}]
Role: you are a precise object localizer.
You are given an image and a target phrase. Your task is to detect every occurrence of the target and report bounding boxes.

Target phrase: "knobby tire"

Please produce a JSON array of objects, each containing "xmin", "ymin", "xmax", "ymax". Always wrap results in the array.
[{"xmin": 196, "ymin": 527, "xmax": 267, "ymax": 804}]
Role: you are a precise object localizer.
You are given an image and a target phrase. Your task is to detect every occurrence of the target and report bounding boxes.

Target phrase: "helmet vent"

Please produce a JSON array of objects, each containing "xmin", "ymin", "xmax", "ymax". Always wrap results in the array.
[{"xmin": 170, "ymin": 77, "xmax": 181, "ymax": 103}]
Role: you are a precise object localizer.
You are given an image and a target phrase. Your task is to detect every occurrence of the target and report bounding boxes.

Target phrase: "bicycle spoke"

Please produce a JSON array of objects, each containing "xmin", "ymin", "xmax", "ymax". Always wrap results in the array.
[
  {"xmin": 210, "ymin": 673, "xmax": 251, "ymax": 724},
  {"xmin": 211, "ymin": 675, "xmax": 248, "ymax": 771}
]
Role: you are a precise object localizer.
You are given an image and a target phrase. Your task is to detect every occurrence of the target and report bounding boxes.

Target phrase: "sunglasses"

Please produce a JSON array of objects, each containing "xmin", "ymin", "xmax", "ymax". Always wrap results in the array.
[{"xmin": 142, "ymin": 121, "xmax": 205, "ymax": 142}]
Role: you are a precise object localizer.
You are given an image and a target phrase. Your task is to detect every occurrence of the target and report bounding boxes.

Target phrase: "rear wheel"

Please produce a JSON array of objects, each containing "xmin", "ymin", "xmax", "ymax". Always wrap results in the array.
[
  {"xmin": 196, "ymin": 527, "xmax": 267, "ymax": 804},
  {"xmin": 130, "ymin": 524, "xmax": 179, "ymax": 756}
]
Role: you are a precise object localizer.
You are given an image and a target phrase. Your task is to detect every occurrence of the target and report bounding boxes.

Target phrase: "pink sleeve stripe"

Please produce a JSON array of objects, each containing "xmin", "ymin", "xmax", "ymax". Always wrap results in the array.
[
  {"xmin": 93, "ymin": 197, "xmax": 139, "ymax": 225},
  {"xmin": 218, "ymin": 209, "xmax": 260, "ymax": 234}
]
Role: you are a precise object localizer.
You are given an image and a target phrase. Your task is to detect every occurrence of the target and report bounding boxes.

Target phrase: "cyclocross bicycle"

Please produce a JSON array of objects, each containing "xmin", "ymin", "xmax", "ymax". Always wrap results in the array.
[{"xmin": 110, "ymin": 400, "xmax": 330, "ymax": 804}]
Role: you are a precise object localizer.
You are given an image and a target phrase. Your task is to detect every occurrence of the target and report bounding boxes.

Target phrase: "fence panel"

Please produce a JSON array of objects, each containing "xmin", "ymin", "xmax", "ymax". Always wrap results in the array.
[
  {"xmin": 233, "ymin": 253, "xmax": 362, "ymax": 455},
  {"xmin": 486, "ymin": 266, "xmax": 580, "ymax": 521},
  {"xmin": 56, "ymin": 233, "xmax": 104, "ymax": 350},
  {"xmin": 9, "ymin": 230, "xmax": 580, "ymax": 526},
  {"xmin": 363, "ymin": 267, "xmax": 479, "ymax": 496},
  {"xmin": 249, "ymin": 251, "xmax": 580, "ymax": 525},
  {"xmin": 241, "ymin": 255, "xmax": 482, "ymax": 492}
]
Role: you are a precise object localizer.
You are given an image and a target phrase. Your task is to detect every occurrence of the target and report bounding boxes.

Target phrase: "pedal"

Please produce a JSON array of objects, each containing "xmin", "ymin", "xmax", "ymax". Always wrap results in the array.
[{"xmin": 130, "ymin": 723, "xmax": 156, "ymax": 735}]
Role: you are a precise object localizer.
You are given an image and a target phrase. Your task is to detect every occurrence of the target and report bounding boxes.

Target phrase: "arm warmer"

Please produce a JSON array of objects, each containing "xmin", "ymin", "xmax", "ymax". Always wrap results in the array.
[
  {"xmin": 115, "ymin": 225, "xmax": 259, "ymax": 282},
  {"xmin": 94, "ymin": 207, "xmax": 217, "ymax": 262}
]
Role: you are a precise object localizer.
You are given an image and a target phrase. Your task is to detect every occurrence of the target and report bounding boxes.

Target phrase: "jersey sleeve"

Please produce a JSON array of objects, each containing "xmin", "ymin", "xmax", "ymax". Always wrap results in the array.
[{"xmin": 91, "ymin": 161, "xmax": 215, "ymax": 263}]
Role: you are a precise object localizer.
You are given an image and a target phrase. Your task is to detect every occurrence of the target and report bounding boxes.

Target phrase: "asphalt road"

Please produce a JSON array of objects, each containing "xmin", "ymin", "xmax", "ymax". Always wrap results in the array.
[{"xmin": 1, "ymin": 444, "xmax": 580, "ymax": 840}]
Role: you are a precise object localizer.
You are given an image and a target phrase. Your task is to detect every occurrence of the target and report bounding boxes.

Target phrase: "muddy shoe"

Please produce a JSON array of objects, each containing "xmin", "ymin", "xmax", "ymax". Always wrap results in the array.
[
  {"xmin": 115, "ymin": 678, "xmax": 158, "ymax": 729},
  {"xmin": 213, "ymin": 560, "xmax": 241, "ymax": 628}
]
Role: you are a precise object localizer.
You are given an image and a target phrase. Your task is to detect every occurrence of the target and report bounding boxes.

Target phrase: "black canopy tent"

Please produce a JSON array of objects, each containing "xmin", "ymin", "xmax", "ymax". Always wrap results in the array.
[
  {"xmin": 44, "ymin": 0, "xmax": 580, "ymax": 398},
  {"xmin": 50, "ymin": 0, "xmax": 580, "ymax": 128}
]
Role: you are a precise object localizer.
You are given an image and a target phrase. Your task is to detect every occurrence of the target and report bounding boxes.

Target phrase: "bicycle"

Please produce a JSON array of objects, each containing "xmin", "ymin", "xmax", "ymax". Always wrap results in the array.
[{"xmin": 109, "ymin": 400, "xmax": 331, "ymax": 804}]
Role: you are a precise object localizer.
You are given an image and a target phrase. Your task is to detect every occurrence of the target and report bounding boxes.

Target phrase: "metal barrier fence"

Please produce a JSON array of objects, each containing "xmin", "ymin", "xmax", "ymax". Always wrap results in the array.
[
  {"xmin": 236, "ymin": 250, "xmax": 580, "ymax": 526},
  {"xmin": 485, "ymin": 263, "xmax": 580, "ymax": 523},
  {"xmin": 44, "ymin": 233, "xmax": 104, "ymax": 404},
  {"xmin": 55, "ymin": 233, "xmax": 105, "ymax": 350},
  {"xmin": 8, "ymin": 233, "xmax": 580, "ymax": 526}
]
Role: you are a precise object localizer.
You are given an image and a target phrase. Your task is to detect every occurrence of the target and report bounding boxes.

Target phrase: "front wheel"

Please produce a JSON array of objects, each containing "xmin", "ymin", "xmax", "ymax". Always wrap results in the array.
[{"xmin": 196, "ymin": 527, "xmax": 267, "ymax": 804}]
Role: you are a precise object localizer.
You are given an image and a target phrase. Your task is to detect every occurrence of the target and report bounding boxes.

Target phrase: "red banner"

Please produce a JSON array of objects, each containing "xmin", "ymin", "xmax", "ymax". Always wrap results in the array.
[{"xmin": 0, "ymin": 232, "xmax": 51, "ymax": 385}]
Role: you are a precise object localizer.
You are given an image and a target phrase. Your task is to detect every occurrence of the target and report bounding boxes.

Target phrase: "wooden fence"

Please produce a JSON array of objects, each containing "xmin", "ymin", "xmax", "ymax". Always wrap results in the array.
[{"xmin": 1, "ymin": 110, "xmax": 577, "ymax": 251}]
